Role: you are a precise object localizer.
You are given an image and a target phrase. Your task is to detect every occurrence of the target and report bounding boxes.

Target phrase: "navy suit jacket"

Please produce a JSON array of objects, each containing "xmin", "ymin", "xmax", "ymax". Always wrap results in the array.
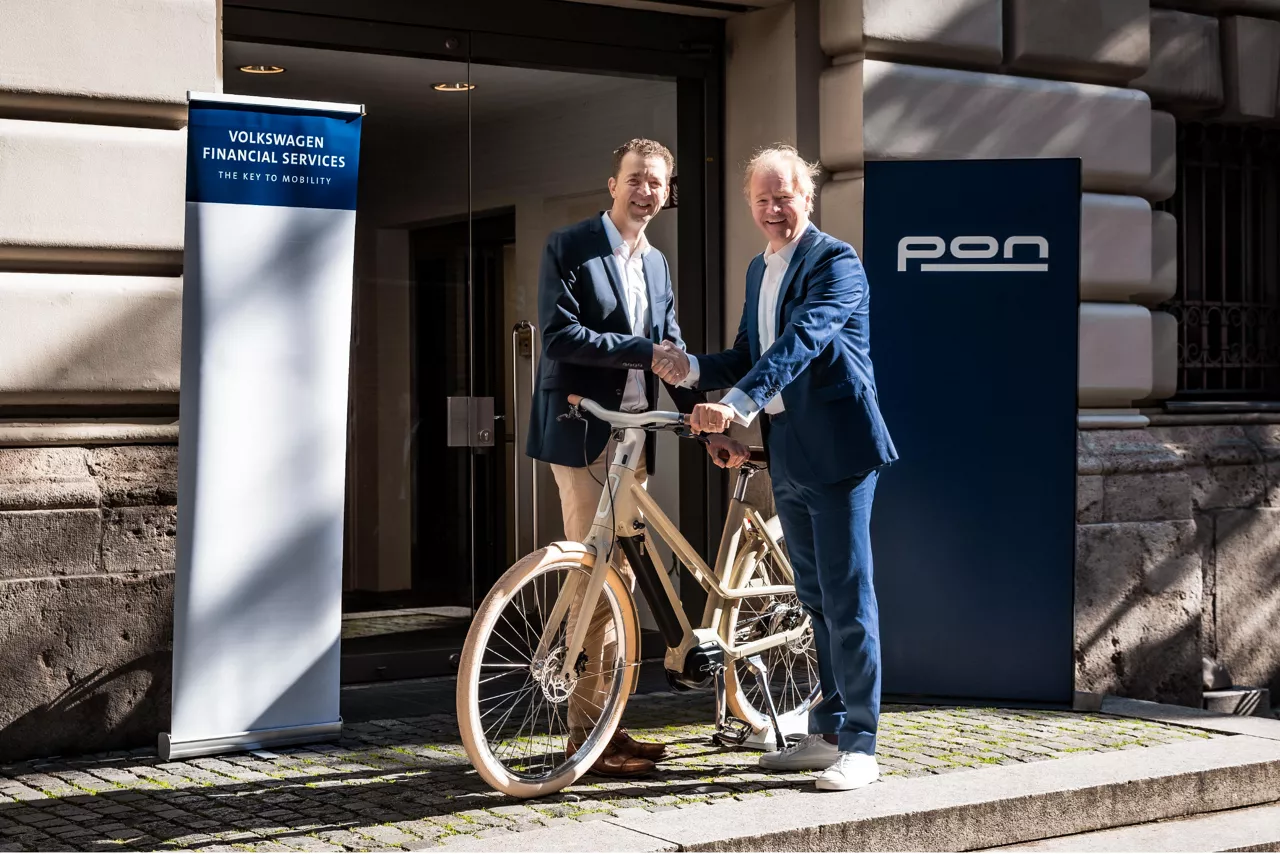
[
  {"xmin": 696, "ymin": 226, "xmax": 897, "ymax": 484},
  {"xmin": 526, "ymin": 214, "xmax": 702, "ymax": 472}
]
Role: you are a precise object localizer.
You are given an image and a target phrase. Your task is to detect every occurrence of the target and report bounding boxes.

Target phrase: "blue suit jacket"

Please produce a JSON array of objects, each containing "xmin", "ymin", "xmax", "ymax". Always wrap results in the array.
[
  {"xmin": 526, "ymin": 215, "xmax": 701, "ymax": 471},
  {"xmin": 696, "ymin": 226, "xmax": 897, "ymax": 484}
]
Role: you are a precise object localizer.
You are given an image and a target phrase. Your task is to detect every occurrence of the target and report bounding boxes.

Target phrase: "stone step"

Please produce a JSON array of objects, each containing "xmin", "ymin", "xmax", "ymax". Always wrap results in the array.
[
  {"xmin": 438, "ymin": 734, "xmax": 1280, "ymax": 852},
  {"xmin": 1204, "ymin": 687, "xmax": 1273, "ymax": 717},
  {"xmin": 993, "ymin": 801, "xmax": 1280, "ymax": 852}
]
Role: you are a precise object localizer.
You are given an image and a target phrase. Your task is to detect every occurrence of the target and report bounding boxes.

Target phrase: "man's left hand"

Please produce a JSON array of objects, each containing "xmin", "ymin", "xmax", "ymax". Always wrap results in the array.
[
  {"xmin": 704, "ymin": 434, "xmax": 749, "ymax": 468},
  {"xmin": 690, "ymin": 402, "xmax": 735, "ymax": 434}
]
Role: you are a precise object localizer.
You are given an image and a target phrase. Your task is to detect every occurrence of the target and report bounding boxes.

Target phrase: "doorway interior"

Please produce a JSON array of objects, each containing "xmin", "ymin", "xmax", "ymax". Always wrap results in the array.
[{"xmin": 220, "ymin": 0, "xmax": 724, "ymax": 687}]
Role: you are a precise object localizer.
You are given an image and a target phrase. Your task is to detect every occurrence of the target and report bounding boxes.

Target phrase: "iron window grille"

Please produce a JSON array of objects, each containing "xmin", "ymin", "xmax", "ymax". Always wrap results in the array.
[{"xmin": 1156, "ymin": 122, "xmax": 1280, "ymax": 403}]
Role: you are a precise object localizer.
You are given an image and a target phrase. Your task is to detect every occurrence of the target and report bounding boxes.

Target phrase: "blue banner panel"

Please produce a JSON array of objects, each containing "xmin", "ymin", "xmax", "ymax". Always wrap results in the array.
[
  {"xmin": 864, "ymin": 158, "xmax": 1081, "ymax": 704},
  {"xmin": 186, "ymin": 100, "xmax": 361, "ymax": 210}
]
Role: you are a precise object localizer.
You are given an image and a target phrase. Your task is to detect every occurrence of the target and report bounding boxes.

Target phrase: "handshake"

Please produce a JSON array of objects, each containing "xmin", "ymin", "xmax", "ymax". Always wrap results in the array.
[
  {"xmin": 651, "ymin": 341, "xmax": 739, "ymax": 439},
  {"xmin": 651, "ymin": 340, "xmax": 691, "ymax": 385}
]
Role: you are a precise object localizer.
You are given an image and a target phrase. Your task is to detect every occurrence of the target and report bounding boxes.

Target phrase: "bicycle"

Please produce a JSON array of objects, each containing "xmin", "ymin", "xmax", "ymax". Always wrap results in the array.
[{"xmin": 456, "ymin": 394, "xmax": 820, "ymax": 798}]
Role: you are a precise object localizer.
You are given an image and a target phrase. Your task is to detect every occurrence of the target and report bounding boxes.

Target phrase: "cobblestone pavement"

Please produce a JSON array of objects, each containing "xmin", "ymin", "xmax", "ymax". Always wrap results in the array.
[{"xmin": 0, "ymin": 690, "xmax": 1221, "ymax": 852}]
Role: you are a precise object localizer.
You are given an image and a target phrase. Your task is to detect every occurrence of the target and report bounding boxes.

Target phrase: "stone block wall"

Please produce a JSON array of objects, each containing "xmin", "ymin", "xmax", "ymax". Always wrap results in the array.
[
  {"xmin": 1140, "ymin": 1, "xmax": 1280, "ymax": 124},
  {"xmin": 814, "ymin": 0, "xmax": 1275, "ymax": 707},
  {"xmin": 1007, "ymin": 0, "xmax": 1150, "ymax": 84},
  {"xmin": 1132, "ymin": 9, "xmax": 1224, "ymax": 111},
  {"xmin": 1148, "ymin": 425, "xmax": 1280, "ymax": 698},
  {"xmin": 0, "ymin": 446, "xmax": 178, "ymax": 759},
  {"xmin": 1076, "ymin": 431, "xmax": 1201, "ymax": 704},
  {"xmin": 818, "ymin": 0, "xmax": 1166, "ymax": 432},
  {"xmin": 1073, "ymin": 419, "xmax": 1280, "ymax": 707},
  {"xmin": 0, "ymin": 0, "xmax": 215, "ymax": 761}
]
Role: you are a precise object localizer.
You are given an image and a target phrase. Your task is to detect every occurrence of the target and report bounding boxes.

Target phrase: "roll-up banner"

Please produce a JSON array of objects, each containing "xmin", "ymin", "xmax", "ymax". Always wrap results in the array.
[{"xmin": 162, "ymin": 93, "xmax": 363, "ymax": 761}]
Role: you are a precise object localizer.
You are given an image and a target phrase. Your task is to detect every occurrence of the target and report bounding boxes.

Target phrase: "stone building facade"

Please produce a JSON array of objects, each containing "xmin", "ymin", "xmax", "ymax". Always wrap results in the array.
[{"xmin": 0, "ymin": 0, "xmax": 1277, "ymax": 761}]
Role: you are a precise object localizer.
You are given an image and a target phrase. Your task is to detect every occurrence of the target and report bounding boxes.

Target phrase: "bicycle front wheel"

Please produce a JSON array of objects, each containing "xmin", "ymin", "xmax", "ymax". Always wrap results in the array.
[{"xmin": 457, "ymin": 543, "xmax": 640, "ymax": 798}]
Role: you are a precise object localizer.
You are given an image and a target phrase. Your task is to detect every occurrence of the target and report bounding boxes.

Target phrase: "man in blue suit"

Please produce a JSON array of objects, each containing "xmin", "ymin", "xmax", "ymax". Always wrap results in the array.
[
  {"xmin": 528, "ymin": 138, "xmax": 747, "ymax": 777},
  {"xmin": 656, "ymin": 145, "xmax": 897, "ymax": 791}
]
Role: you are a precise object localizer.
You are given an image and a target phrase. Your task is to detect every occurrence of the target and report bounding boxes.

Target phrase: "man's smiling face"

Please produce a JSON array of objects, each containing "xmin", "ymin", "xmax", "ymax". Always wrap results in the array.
[
  {"xmin": 750, "ymin": 165, "xmax": 811, "ymax": 251},
  {"xmin": 609, "ymin": 152, "xmax": 668, "ymax": 229}
]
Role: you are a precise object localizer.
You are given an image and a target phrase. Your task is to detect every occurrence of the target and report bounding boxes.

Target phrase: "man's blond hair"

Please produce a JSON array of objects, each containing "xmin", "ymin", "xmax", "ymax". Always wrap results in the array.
[{"xmin": 743, "ymin": 145, "xmax": 822, "ymax": 213}]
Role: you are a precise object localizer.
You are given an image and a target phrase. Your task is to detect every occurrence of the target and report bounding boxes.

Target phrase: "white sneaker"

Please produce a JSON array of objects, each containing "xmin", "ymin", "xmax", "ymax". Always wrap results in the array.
[
  {"xmin": 759, "ymin": 734, "xmax": 839, "ymax": 771},
  {"xmin": 815, "ymin": 752, "xmax": 880, "ymax": 791}
]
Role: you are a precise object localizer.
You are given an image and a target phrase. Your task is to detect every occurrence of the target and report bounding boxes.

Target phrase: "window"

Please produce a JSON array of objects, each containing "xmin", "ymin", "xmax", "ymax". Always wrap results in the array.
[{"xmin": 1157, "ymin": 123, "xmax": 1280, "ymax": 401}]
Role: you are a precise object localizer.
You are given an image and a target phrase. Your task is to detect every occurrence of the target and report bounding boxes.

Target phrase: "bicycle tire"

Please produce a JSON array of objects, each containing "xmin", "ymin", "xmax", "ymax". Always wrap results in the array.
[{"xmin": 457, "ymin": 543, "xmax": 640, "ymax": 798}]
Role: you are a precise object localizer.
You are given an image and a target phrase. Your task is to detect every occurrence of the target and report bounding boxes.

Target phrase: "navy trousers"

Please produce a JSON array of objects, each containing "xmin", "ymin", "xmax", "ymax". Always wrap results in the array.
[{"xmin": 767, "ymin": 413, "xmax": 882, "ymax": 755}]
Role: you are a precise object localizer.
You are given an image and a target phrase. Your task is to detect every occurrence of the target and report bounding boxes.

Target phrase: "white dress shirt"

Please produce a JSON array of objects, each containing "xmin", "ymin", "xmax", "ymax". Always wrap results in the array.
[
  {"xmin": 601, "ymin": 213, "xmax": 651, "ymax": 412},
  {"xmin": 683, "ymin": 224, "xmax": 809, "ymax": 425}
]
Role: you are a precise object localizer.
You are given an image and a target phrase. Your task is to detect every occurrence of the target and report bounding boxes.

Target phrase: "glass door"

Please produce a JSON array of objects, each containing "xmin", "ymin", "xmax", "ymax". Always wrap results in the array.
[{"xmin": 337, "ymin": 54, "xmax": 483, "ymax": 682}]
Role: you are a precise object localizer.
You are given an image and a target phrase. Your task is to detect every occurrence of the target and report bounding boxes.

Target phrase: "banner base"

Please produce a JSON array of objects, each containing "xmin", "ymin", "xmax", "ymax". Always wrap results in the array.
[{"xmin": 159, "ymin": 719, "xmax": 343, "ymax": 761}]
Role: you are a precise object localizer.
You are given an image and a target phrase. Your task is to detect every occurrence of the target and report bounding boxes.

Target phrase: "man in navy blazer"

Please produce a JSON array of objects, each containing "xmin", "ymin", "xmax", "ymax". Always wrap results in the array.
[
  {"xmin": 657, "ymin": 145, "xmax": 897, "ymax": 791},
  {"xmin": 527, "ymin": 138, "xmax": 747, "ymax": 778}
]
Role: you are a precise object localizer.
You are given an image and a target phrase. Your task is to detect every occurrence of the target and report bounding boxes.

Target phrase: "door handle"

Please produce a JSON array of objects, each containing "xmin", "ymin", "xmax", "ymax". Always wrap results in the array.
[{"xmin": 512, "ymin": 321, "xmax": 540, "ymax": 554}]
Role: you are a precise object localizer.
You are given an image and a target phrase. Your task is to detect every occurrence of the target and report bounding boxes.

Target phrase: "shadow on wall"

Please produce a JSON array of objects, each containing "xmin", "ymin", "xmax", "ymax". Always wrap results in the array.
[
  {"xmin": 0, "ymin": 575, "xmax": 174, "ymax": 762},
  {"xmin": 1, "ymin": 205, "xmax": 353, "ymax": 762},
  {"xmin": 171, "ymin": 203, "xmax": 351, "ymax": 738},
  {"xmin": 18, "ymin": 196, "xmax": 349, "ymax": 396},
  {"xmin": 854, "ymin": 2, "xmax": 1148, "ymax": 191},
  {"xmin": 1075, "ymin": 431, "xmax": 1280, "ymax": 706},
  {"xmin": 13, "ymin": 281, "xmax": 181, "ymax": 402},
  {"xmin": 1192, "ymin": 449, "xmax": 1280, "ymax": 699}
]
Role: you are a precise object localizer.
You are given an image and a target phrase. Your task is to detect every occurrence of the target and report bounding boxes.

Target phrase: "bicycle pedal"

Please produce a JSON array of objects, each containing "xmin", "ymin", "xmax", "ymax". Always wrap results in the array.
[{"xmin": 710, "ymin": 717, "xmax": 753, "ymax": 747}]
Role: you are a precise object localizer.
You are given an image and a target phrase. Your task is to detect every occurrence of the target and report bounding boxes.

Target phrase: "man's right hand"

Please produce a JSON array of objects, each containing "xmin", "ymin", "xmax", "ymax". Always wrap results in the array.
[
  {"xmin": 652, "ymin": 340, "xmax": 690, "ymax": 385},
  {"xmin": 690, "ymin": 402, "xmax": 735, "ymax": 434}
]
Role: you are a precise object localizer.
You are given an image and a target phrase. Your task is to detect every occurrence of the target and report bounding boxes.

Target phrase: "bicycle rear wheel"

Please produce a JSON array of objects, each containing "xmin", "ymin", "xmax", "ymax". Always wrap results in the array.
[
  {"xmin": 722, "ymin": 518, "xmax": 821, "ymax": 742},
  {"xmin": 457, "ymin": 543, "xmax": 640, "ymax": 798}
]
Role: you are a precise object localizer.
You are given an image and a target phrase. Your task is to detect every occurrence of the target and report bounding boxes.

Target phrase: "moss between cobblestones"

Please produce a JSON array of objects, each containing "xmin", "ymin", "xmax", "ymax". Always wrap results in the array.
[{"xmin": 0, "ymin": 694, "xmax": 1234, "ymax": 852}]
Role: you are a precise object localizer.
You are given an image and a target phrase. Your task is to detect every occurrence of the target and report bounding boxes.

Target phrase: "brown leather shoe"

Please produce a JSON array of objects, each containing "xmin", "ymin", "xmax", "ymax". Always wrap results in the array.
[
  {"xmin": 612, "ymin": 728, "xmax": 666, "ymax": 761},
  {"xmin": 566, "ymin": 738, "xmax": 655, "ymax": 778}
]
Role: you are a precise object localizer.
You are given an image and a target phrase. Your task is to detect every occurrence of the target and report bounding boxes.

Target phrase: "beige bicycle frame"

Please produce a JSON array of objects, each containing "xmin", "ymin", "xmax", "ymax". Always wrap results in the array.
[{"xmin": 545, "ymin": 426, "xmax": 806, "ymax": 684}]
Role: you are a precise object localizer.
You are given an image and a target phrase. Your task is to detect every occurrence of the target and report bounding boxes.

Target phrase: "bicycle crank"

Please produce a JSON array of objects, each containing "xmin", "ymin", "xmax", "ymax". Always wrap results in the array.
[{"xmin": 709, "ymin": 664, "xmax": 752, "ymax": 747}]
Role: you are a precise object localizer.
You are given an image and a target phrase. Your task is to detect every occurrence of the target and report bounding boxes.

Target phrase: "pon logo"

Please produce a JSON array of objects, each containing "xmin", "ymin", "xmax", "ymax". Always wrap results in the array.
[{"xmin": 897, "ymin": 236, "xmax": 1050, "ymax": 273}]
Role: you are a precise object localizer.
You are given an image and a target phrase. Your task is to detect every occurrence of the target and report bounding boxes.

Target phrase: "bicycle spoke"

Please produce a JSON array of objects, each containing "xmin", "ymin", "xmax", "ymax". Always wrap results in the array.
[
  {"xmin": 478, "ymin": 670, "xmax": 527, "ymax": 688},
  {"xmin": 727, "ymin": 538, "xmax": 819, "ymax": 729},
  {"xmin": 479, "ymin": 683, "xmax": 535, "ymax": 715}
]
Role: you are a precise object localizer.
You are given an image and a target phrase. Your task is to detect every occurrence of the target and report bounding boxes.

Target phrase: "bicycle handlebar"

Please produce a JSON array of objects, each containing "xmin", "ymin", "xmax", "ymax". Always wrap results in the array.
[
  {"xmin": 565, "ymin": 394, "xmax": 767, "ymax": 467},
  {"xmin": 567, "ymin": 394, "xmax": 685, "ymax": 431}
]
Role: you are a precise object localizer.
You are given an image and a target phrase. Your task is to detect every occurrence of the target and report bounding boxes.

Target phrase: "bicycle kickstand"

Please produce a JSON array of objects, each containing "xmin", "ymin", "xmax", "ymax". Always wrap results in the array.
[{"xmin": 743, "ymin": 654, "xmax": 791, "ymax": 752}]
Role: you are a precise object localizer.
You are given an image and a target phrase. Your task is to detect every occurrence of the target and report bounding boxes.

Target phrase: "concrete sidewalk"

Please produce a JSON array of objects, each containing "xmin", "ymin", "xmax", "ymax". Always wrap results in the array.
[{"xmin": 0, "ymin": 690, "xmax": 1268, "ymax": 852}]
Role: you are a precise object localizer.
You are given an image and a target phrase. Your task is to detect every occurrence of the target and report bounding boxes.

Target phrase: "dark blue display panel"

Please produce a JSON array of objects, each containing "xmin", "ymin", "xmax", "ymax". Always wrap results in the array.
[
  {"xmin": 187, "ymin": 100, "xmax": 362, "ymax": 210},
  {"xmin": 864, "ymin": 159, "xmax": 1080, "ymax": 704}
]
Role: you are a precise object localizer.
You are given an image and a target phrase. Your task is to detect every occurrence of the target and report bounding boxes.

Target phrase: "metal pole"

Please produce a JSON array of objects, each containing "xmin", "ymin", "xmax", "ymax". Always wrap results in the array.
[
  {"xmin": 511, "ymin": 322, "xmax": 526, "ymax": 555},
  {"xmin": 510, "ymin": 321, "xmax": 540, "ymax": 553},
  {"xmin": 528, "ymin": 323, "xmax": 540, "ymax": 548}
]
